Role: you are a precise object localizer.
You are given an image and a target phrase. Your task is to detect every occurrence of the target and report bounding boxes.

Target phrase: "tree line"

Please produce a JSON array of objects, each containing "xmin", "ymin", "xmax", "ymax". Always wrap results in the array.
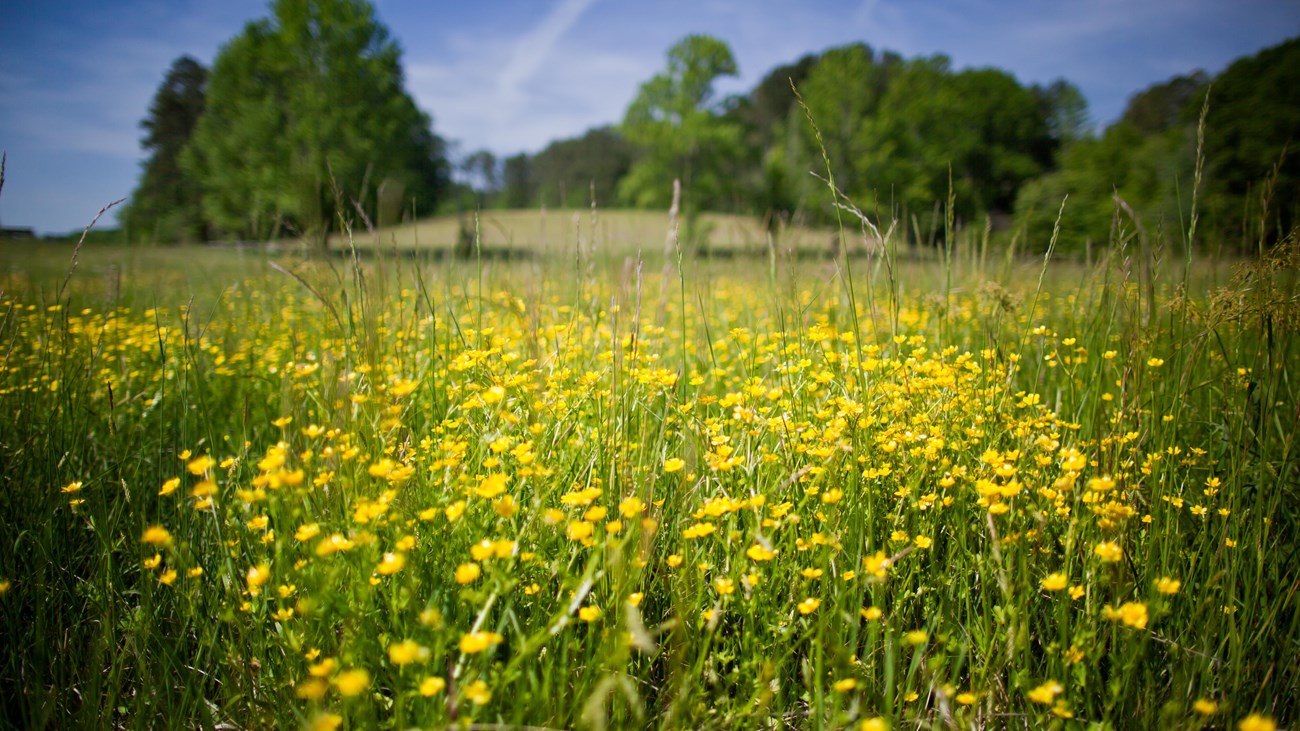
[
  {"xmin": 124, "ymin": 0, "xmax": 1298, "ymax": 253},
  {"xmin": 122, "ymin": 0, "xmax": 451, "ymax": 246}
]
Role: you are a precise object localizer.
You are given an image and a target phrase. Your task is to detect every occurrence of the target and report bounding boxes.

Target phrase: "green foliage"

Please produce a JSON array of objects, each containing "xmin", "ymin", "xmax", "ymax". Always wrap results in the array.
[
  {"xmin": 123, "ymin": 56, "xmax": 208, "ymax": 244},
  {"xmin": 494, "ymin": 127, "xmax": 636, "ymax": 210},
  {"xmin": 1015, "ymin": 73, "xmax": 1208, "ymax": 254},
  {"xmin": 619, "ymin": 34, "xmax": 744, "ymax": 222},
  {"xmin": 863, "ymin": 61, "xmax": 1053, "ymax": 225},
  {"xmin": 787, "ymin": 44, "xmax": 901, "ymax": 212},
  {"xmin": 723, "ymin": 53, "xmax": 819, "ymax": 221},
  {"xmin": 1016, "ymin": 38, "xmax": 1300, "ymax": 255},
  {"xmin": 1204, "ymin": 38, "xmax": 1300, "ymax": 243},
  {"xmin": 531, "ymin": 127, "xmax": 636, "ymax": 208},
  {"xmin": 182, "ymin": 0, "xmax": 449, "ymax": 244},
  {"xmin": 750, "ymin": 46, "xmax": 1057, "ymax": 234}
]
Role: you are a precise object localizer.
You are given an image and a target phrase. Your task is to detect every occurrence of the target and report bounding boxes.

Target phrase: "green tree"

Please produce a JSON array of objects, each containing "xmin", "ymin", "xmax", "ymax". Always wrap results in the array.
[
  {"xmin": 791, "ymin": 44, "xmax": 900, "ymax": 208},
  {"xmin": 531, "ymin": 126, "xmax": 635, "ymax": 208},
  {"xmin": 619, "ymin": 34, "xmax": 743, "ymax": 240},
  {"xmin": 723, "ymin": 53, "xmax": 817, "ymax": 221},
  {"xmin": 183, "ymin": 0, "xmax": 449, "ymax": 244},
  {"xmin": 500, "ymin": 153, "xmax": 534, "ymax": 209},
  {"xmin": 459, "ymin": 149, "xmax": 501, "ymax": 207},
  {"xmin": 849, "ymin": 58, "xmax": 1051, "ymax": 232},
  {"xmin": 1014, "ymin": 74, "xmax": 1207, "ymax": 253},
  {"xmin": 1204, "ymin": 38, "xmax": 1300, "ymax": 244},
  {"xmin": 124, "ymin": 56, "xmax": 208, "ymax": 244},
  {"xmin": 1036, "ymin": 78, "xmax": 1090, "ymax": 146}
]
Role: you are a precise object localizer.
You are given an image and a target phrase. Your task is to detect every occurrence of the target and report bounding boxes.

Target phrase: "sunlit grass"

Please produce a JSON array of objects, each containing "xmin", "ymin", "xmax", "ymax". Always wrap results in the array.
[{"xmin": 0, "ymin": 231, "xmax": 1295, "ymax": 729}]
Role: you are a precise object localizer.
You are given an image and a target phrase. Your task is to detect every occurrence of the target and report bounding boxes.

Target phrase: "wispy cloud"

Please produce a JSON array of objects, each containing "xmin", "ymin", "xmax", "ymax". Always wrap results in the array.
[
  {"xmin": 497, "ymin": 0, "xmax": 599, "ymax": 103},
  {"xmin": 405, "ymin": 0, "xmax": 651, "ymax": 156}
]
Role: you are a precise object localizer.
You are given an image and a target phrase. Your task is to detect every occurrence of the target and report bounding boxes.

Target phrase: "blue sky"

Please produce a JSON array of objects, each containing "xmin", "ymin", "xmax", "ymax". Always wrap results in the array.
[{"xmin": 1, "ymin": 0, "xmax": 1296, "ymax": 234}]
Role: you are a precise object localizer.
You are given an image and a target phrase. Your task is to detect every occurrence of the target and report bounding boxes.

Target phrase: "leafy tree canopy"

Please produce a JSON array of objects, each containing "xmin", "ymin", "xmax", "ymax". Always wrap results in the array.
[
  {"xmin": 618, "ymin": 34, "xmax": 744, "ymax": 214},
  {"xmin": 123, "ymin": 56, "xmax": 208, "ymax": 243},
  {"xmin": 181, "ymin": 0, "xmax": 449, "ymax": 243}
]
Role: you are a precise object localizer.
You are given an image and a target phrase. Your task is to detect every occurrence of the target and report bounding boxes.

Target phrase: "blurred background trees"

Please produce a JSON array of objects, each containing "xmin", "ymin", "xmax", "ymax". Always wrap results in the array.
[
  {"xmin": 129, "ymin": 0, "xmax": 449, "ymax": 245},
  {"xmin": 121, "ymin": 56, "xmax": 208, "ymax": 244},
  {"xmin": 122, "ymin": 0, "xmax": 1297, "ymax": 254}
]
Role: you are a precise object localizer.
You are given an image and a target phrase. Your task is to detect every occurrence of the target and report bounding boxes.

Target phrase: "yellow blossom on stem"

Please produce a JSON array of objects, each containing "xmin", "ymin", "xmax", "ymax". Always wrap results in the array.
[
  {"xmin": 186, "ymin": 455, "xmax": 215, "ymax": 475},
  {"xmin": 474, "ymin": 473, "xmax": 508, "ymax": 499},
  {"xmin": 459, "ymin": 631, "xmax": 504, "ymax": 654},
  {"xmin": 1103, "ymin": 601, "xmax": 1149, "ymax": 629},
  {"xmin": 566, "ymin": 521, "xmax": 594, "ymax": 542},
  {"xmin": 294, "ymin": 523, "xmax": 321, "ymax": 542},
  {"xmin": 619, "ymin": 496, "xmax": 646, "ymax": 517},
  {"xmin": 464, "ymin": 679, "xmax": 492, "ymax": 705},
  {"xmin": 140, "ymin": 525, "xmax": 173, "ymax": 546},
  {"xmin": 682, "ymin": 521, "xmax": 716, "ymax": 539},
  {"xmin": 863, "ymin": 551, "xmax": 891, "ymax": 577},
  {"xmin": 333, "ymin": 668, "xmax": 370, "ymax": 697},
  {"xmin": 1027, "ymin": 680, "xmax": 1063, "ymax": 705},
  {"xmin": 1040, "ymin": 572, "xmax": 1068, "ymax": 591},
  {"xmin": 455, "ymin": 562, "xmax": 481, "ymax": 584},
  {"xmin": 387, "ymin": 639, "xmax": 429, "ymax": 665},
  {"xmin": 246, "ymin": 563, "xmax": 270, "ymax": 596},
  {"xmin": 1193, "ymin": 698, "xmax": 1218, "ymax": 715},
  {"xmin": 306, "ymin": 712, "xmax": 341, "ymax": 731},
  {"xmin": 1237, "ymin": 714, "xmax": 1276, "ymax": 731},
  {"xmin": 1094, "ymin": 541, "xmax": 1123, "ymax": 562}
]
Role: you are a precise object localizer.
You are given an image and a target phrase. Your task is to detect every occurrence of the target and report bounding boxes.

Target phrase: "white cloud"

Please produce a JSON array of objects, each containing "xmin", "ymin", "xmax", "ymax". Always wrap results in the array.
[
  {"xmin": 496, "ymin": 0, "xmax": 599, "ymax": 103},
  {"xmin": 405, "ymin": 0, "xmax": 660, "ymax": 155}
]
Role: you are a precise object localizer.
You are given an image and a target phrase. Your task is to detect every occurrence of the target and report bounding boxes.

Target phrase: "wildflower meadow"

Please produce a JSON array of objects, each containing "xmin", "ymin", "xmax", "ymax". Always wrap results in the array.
[{"xmin": 1, "ymin": 214, "xmax": 1297, "ymax": 730}]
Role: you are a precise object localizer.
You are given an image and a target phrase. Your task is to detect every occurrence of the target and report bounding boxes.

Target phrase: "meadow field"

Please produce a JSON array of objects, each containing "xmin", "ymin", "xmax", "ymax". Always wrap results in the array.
[{"xmin": 0, "ymin": 214, "xmax": 1296, "ymax": 730}]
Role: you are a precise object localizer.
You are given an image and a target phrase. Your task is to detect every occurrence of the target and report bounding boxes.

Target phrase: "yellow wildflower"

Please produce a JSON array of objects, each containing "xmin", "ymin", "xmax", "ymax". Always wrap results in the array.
[
  {"xmin": 1238, "ymin": 714, "xmax": 1277, "ymax": 731},
  {"xmin": 388, "ymin": 639, "xmax": 428, "ymax": 665},
  {"xmin": 140, "ymin": 525, "xmax": 173, "ymax": 546},
  {"xmin": 333, "ymin": 668, "xmax": 370, "ymax": 697},
  {"xmin": 245, "ymin": 563, "xmax": 270, "ymax": 596},
  {"xmin": 1027, "ymin": 680, "xmax": 1063, "ymax": 705},
  {"xmin": 455, "ymin": 563, "xmax": 481, "ymax": 584},
  {"xmin": 566, "ymin": 521, "xmax": 594, "ymax": 542},
  {"xmin": 464, "ymin": 679, "xmax": 492, "ymax": 704},
  {"xmin": 797, "ymin": 597, "xmax": 821, "ymax": 615},
  {"xmin": 376, "ymin": 552, "xmax": 406, "ymax": 576},
  {"xmin": 1040, "ymin": 572, "xmax": 1068, "ymax": 592},
  {"xmin": 1094, "ymin": 541, "xmax": 1123, "ymax": 562},
  {"xmin": 459, "ymin": 631, "xmax": 503, "ymax": 654}
]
